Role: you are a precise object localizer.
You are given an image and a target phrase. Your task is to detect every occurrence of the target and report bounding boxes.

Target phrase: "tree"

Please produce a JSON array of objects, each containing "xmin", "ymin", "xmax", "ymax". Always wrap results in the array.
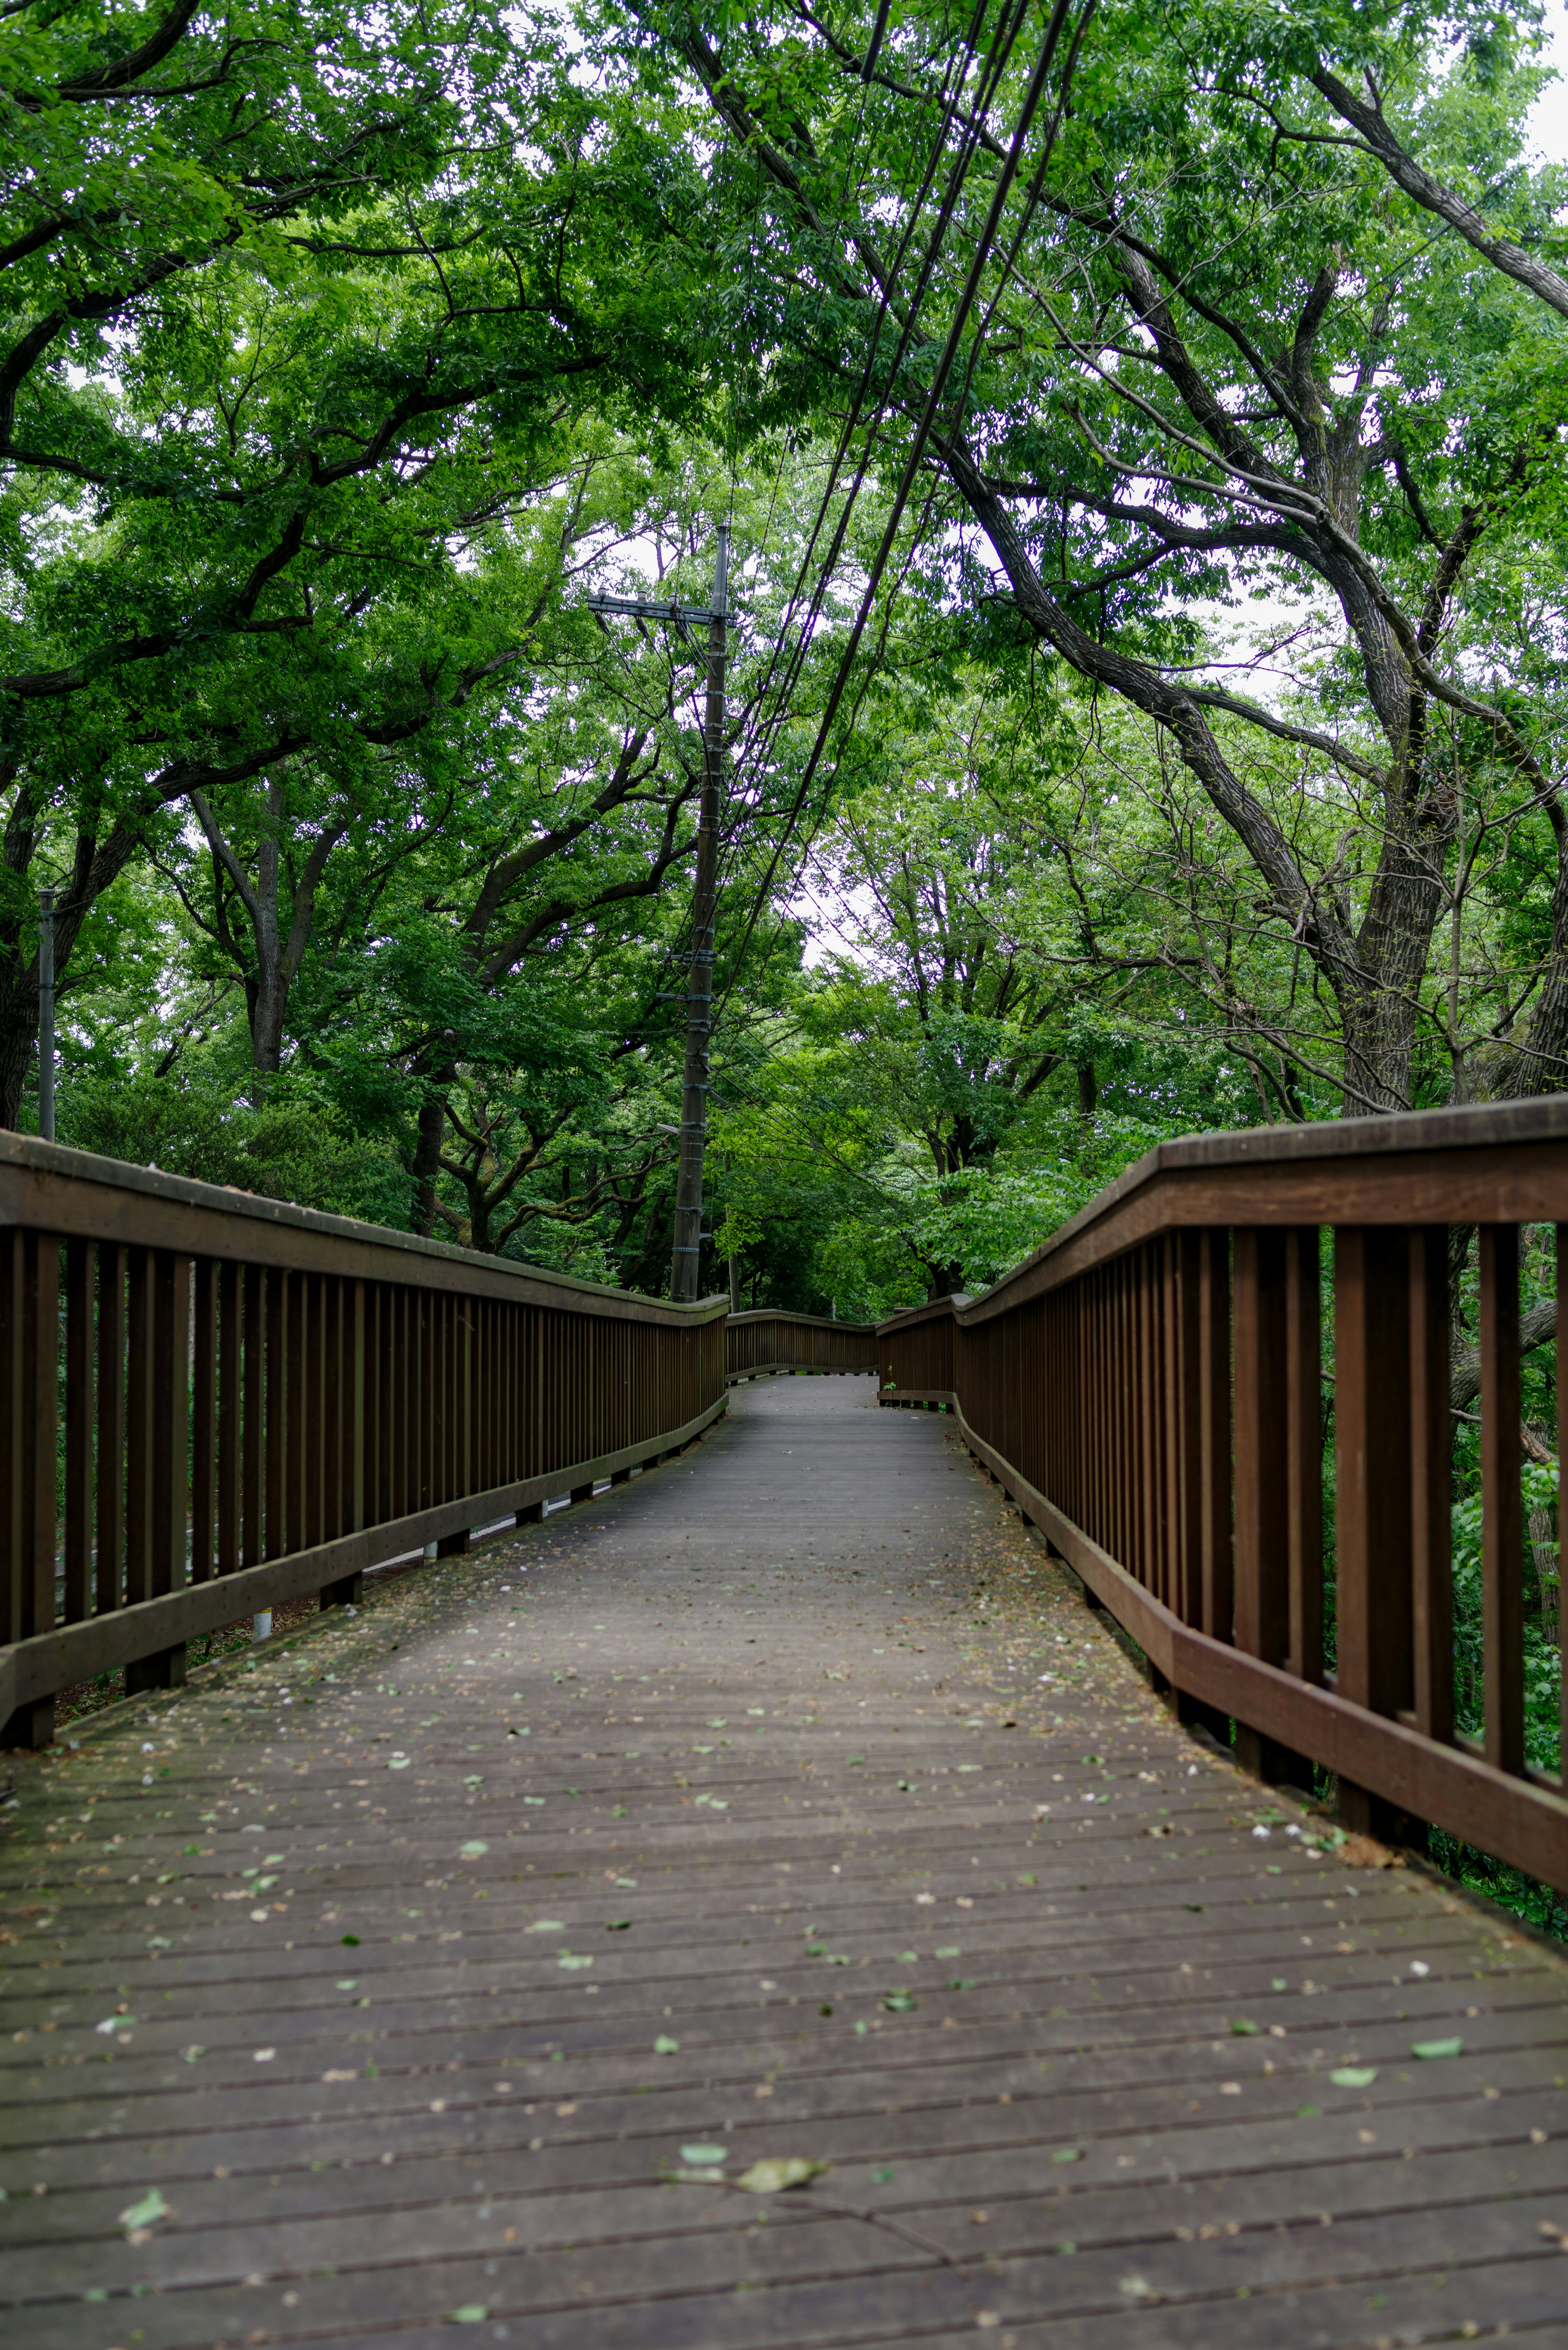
[
  {"xmin": 0, "ymin": 46, "xmax": 717, "ymax": 1124},
  {"xmin": 639, "ymin": 0, "xmax": 1568, "ymax": 1112}
]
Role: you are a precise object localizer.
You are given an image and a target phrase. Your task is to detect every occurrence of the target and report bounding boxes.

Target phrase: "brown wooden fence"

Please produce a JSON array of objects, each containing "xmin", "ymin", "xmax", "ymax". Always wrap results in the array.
[
  {"xmin": 878, "ymin": 1100, "xmax": 1568, "ymax": 1891},
  {"xmin": 0, "ymin": 1137, "xmax": 728, "ymax": 1746},
  {"xmin": 725, "ymin": 1309, "xmax": 878, "ymax": 1380}
]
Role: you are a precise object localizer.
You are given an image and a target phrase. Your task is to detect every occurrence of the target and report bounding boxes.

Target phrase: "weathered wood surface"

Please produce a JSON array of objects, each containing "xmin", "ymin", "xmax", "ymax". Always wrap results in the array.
[{"xmin": 2, "ymin": 1378, "xmax": 1567, "ymax": 2347}]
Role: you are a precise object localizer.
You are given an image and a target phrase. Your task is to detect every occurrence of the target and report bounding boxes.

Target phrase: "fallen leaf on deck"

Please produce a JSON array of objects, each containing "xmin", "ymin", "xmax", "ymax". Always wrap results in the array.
[
  {"xmin": 1410, "ymin": 2037, "xmax": 1463, "ymax": 2060},
  {"xmin": 734, "ymin": 2157, "xmax": 828, "ymax": 2194},
  {"xmin": 118, "ymin": 2188, "xmax": 169, "ymax": 2234},
  {"xmin": 1329, "ymin": 2067, "xmax": 1378, "ymax": 2088}
]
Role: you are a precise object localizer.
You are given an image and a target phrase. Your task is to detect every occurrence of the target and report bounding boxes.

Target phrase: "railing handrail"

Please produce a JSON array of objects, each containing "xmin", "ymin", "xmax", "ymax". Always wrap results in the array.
[
  {"xmin": 879, "ymin": 1096, "xmax": 1568, "ymax": 1336},
  {"xmin": 0, "ymin": 1134, "xmax": 726, "ymax": 1324},
  {"xmin": 726, "ymin": 1307, "xmax": 878, "ymax": 1332}
]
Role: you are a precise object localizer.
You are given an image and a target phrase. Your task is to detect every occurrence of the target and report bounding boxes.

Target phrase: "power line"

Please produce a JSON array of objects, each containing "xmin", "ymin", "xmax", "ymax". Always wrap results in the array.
[{"xmin": 718, "ymin": 0, "xmax": 1092, "ymax": 1023}]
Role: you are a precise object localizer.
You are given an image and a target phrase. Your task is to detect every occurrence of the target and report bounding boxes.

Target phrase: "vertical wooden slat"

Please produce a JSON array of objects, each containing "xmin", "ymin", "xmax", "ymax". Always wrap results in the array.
[
  {"xmin": 1479, "ymin": 1222, "xmax": 1523, "ymax": 1775},
  {"xmin": 350, "ymin": 1278, "xmax": 366, "ymax": 1532},
  {"xmin": 266, "ymin": 1264, "xmax": 287, "ymax": 1559},
  {"xmin": 1561, "ymin": 1226, "xmax": 1568, "ymax": 1784},
  {"xmin": 191, "ymin": 1257, "xmax": 217, "ymax": 1585},
  {"xmin": 1168, "ymin": 1233, "xmax": 1203, "ymax": 1628},
  {"xmin": 96, "ymin": 1244, "xmax": 127, "ymax": 1615},
  {"xmin": 217, "ymin": 1261, "xmax": 241, "ymax": 1575},
  {"xmin": 1335, "ymin": 1226, "xmax": 1412, "ymax": 1719},
  {"xmin": 321, "ymin": 1278, "xmax": 340, "ymax": 1540},
  {"xmin": 378, "ymin": 1287, "xmax": 396, "ymax": 1525},
  {"xmin": 64, "ymin": 1237, "xmax": 96, "ymax": 1620},
  {"xmin": 125, "ymin": 1246, "xmax": 154, "ymax": 1605},
  {"xmin": 1136, "ymin": 1246, "xmax": 1159, "ymax": 1593},
  {"xmin": 22, "ymin": 1233, "xmax": 60, "ymax": 1637},
  {"xmin": 1284, "ymin": 1227, "xmax": 1323, "ymax": 1686},
  {"xmin": 150, "ymin": 1250, "xmax": 189, "ymax": 1595},
  {"xmin": 287, "ymin": 1271, "xmax": 306, "ymax": 1554},
  {"xmin": 1410, "ymin": 1225, "xmax": 1453, "ymax": 1744},
  {"xmin": 0, "ymin": 1230, "xmax": 20, "ymax": 1645},
  {"xmin": 1198, "ymin": 1230, "xmax": 1233, "ymax": 1642},
  {"xmin": 310, "ymin": 1273, "xmax": 327, "ymax": 1545},
  {"xmin": 242, "ymin": 1264, "xmax": 265, "ymax": 1568},
  {"xmin": 1232, "ymin": 1228, "xmax": 1288, "ymax": 1666}
]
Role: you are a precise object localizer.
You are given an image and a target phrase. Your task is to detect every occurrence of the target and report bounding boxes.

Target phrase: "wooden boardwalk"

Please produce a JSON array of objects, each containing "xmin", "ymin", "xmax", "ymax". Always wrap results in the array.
[{"xmin": 4, "ymin": 1376, "xmax": 1568, "ymax": 2348}]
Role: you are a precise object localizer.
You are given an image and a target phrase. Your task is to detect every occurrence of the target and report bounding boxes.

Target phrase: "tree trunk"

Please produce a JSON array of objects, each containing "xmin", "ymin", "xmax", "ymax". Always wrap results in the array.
[
  {"xmin": 248, "ymin": 814, "xmax": 285, "ymax": 1105},
  {"xmin": 412, "ymin": 1090, "xmax": 448, "ymax": 1238}
]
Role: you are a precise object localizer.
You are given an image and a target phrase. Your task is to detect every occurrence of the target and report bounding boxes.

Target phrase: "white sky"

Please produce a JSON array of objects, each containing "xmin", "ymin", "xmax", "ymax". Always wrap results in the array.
[{"xmin": 1532, "ymin": 6, "xmax": 1568, "ymax": 161}]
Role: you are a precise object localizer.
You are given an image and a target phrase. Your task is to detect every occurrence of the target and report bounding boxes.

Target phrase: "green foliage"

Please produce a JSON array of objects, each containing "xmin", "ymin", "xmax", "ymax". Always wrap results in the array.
[{"xmin": 60, "ymin": 1072, "xmax": 410, "ymax": 1227}]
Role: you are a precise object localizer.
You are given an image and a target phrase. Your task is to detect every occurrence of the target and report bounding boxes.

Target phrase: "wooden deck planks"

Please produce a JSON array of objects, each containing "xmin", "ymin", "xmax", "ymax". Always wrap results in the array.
[{"xmin": 3, "ymin": 1374, "xmax": 1568, "ymax": 2347}]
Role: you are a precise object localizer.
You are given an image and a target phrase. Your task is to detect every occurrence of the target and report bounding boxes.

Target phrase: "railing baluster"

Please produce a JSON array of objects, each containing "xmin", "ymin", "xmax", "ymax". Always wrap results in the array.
[
  {"xmin": 1233, "ymin": 1229, "xmax": 1289, "ymax": 1668},
  {"xmin": 324, "ymin": 1277, "xmax": 344, "ymax": 1541},
  {"xmin": 1167, "ymin": 1233, "xmax": 1202, "ymax": 1629},
  {"xmin": 1560, "ymin": 1225, "xmax": 1568, "ymax": 1784},
  {"xmin": 65, "ymin": 1237, "xmax": 96, "ymax": 1620},
  {"xmin": 265, "ymin": 1261, "xmax": 287, "ymax": 1559},
  {"xmin": 25, "ymin": 1233, "xmax": 59, "ymax": 1639},
  {"xmin": 1479, "ymin": 1222, "xmax": 1524, "ymax": 1775},
  {"xmin": 1334, "ymin": 1227, "xmax": 1413, "ymax": 1830},
  {"xmin": 217, "ymin": 1260, "xmax": 240, "ymax": 1575},
  {"xmin": 125, "ymin": 1245, "xmax": 153, "ymax": 1606},
  {"xmin": 284, "ymin": 1270, "xmax": 305, "ymax": 1551},
  {"xmin": 1410, "ymin": 1225, "xmax": 1452, "ymax": 1744},
  {"xmin": 242, "ymin": 1265, "xmax": 265, "ymax": 1569},
  {"xmin": 1285, "ymin": 1227, "xmax": 1323, "ymax": 1687},
  {"xmin": 350, "ymin": 1278, "xmax": 366, "ymax": 1536},
  {"xmin": 191, "ymin": 1256, "xmax": 216, "ymax": 1585},
  {"xmin": 0, "ymin": 1229, "xmax": 20, "ymax": 1648},
  {"xmin": 1198, "ymin": 1229, "xmax": 1231, "ymax": 1642},
  {"xmin": 96, "ymin": 1244, "xmax": 127, "ymax": 1614},
  {"xmin": 151, "ymin": 1249, "xmax": 189, "ymax": 1599}
]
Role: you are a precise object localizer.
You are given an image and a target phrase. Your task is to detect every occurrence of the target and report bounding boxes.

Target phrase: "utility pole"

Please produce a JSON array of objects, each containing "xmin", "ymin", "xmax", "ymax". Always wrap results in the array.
[
  {"xmin": 588, "ymin": 527, "xmax": 730, "ymax": 1303},
  {"xmin": 37, "ymin": 888, "xmax": 55, "ymax": 1143}
]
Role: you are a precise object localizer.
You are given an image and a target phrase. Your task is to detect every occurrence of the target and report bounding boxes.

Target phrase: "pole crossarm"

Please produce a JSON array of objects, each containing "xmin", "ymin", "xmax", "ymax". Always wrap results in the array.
[{"xmin": 585, "ymin": 593, "xmax": 721, "ymax": 624}]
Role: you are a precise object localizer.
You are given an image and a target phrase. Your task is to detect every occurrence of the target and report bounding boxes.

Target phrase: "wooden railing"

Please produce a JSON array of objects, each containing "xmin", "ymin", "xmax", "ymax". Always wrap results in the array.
[
  {"xmin": 0, "ymin": 1136, "xmax": 727, "ymax": 1747},
  {"xmin": 878, "ymin": 1101, "xmax": 1568, "ymax": 1890},
  {"xmin": 725, "ymin": 1308, "xmax": 878, "ymax": 1380}
]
